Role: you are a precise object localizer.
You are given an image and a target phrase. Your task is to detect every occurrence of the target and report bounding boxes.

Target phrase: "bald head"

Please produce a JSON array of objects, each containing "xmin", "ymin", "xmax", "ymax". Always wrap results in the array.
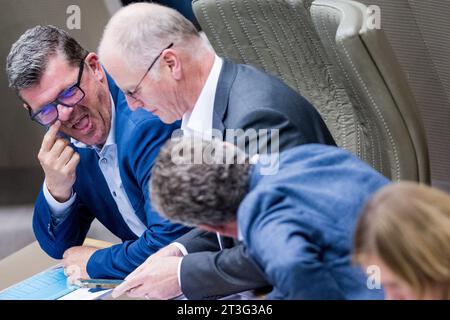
[
  {"xmin": 99, "ymin": 2, "xmax": 207, "ymax": 75},
  {"xmin": 98, "ymin": 2, "xmax": 216, "ymax": 123}
]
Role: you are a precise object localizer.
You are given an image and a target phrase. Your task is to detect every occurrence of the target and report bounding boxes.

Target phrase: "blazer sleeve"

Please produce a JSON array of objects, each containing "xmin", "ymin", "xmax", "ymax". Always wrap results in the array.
[
  {"xmin": 87, "ymin": 219, "xmax": 189, "ymax": 279},
  {"xmin": 240, "ymin": 190, "xmax": 347, "ymax": 299},
  {"xmin": 86, "ymin": 117, "xmax": 192, "ymax": 279},
  {"xmin": 180, "ymin": 242, "xmax": 270, "ymax": 299},
  {"xmin": 33, "ymin": 188, "xmax": 95, "ymax": 259}
]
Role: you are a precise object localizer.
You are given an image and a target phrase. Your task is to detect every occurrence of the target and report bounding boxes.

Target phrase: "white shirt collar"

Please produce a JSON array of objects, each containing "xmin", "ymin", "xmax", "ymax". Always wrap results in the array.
[
  {"xmin": 181, "ymin": 55, "xmax": 223, "ymax": 136},
  {"xmin": 237, "ymin": 225, "xmax": 244, "ymax": 242},
  {"xmin": 71, "ymin": 93, "xmax": 116, "ymax": 153}
]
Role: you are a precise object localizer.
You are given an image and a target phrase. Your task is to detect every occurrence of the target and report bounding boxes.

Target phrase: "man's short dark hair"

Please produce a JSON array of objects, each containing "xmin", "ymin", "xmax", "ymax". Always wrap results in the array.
[
  {"xmin": 150, "ymin": 137, "xmax": 252, "ymax": 226},
  {"xmin": 6, "ymin": 25, "xmax": 89, "ymax": 92}
]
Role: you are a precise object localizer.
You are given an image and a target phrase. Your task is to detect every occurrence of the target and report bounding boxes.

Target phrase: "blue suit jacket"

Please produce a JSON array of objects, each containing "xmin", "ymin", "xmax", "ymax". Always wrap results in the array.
[
  {"xmin": 33, "ymin": 73, "xmax": 191, "ymax": 279},
  {"xmin": 239, "ymin": 144, "xmax": 389, "ymax": 299}
]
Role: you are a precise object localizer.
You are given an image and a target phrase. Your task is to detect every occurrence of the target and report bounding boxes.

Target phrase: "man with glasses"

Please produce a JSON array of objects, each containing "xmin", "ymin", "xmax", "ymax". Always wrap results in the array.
[
  {"xmin": 26, "ymin": 54, "xmax": 88, "ymax": 128},
  {"xmin": 6, "ymin": 25, "xmax": 191, "ymax": 280},
  {"xmin": 99, "ymin": 3, "xmax": 336, "ymax": 300}
]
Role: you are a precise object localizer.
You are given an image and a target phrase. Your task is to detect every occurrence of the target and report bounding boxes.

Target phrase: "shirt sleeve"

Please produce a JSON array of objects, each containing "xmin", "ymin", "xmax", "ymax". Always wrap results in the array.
[
  {"xmin": 177, "ymin": 257, "xmax": 184, "ymax": 288},
  {"xmin": 42, "ymin": 181, "xmax": 76, "ymax": 224}
]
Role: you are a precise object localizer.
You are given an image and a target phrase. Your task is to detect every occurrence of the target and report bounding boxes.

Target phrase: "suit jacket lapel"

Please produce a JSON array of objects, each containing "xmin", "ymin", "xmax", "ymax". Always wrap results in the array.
[{"xmin": 212, "ymin": 59, "xmax": 238, "ymax": 133}]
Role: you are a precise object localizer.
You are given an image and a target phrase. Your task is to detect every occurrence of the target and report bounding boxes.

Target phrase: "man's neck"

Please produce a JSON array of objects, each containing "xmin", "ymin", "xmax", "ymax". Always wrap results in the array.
[{"xmin": 184, "ymin": 52, "xmax": 216, "ymax": 115}]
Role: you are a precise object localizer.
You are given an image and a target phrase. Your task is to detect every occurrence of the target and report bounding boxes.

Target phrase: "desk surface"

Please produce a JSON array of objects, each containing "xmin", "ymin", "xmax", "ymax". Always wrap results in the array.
[
  {"xmin": 0, "ymin": 240, "xmax": 257, "ymax": 300},
  {"xmin": 0, "ymin": 239, "xmax": 112, "ymax": 292}
]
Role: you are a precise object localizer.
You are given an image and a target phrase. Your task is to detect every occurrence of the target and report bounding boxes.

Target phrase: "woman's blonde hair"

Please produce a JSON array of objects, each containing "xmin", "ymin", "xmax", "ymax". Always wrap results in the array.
[{"xmin": 353, "ymin": 182, "xmax": 450, "ymax": 297}]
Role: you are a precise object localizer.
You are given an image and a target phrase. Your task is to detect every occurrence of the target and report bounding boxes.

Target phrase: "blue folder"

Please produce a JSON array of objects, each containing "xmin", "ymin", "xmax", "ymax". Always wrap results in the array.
[{"xmin": 0, "ymin": 266, "xmax": 78, "ymax": 300}]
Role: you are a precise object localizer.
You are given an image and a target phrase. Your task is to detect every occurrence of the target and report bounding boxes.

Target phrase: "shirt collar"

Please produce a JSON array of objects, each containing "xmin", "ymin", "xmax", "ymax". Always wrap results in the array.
[
  {"xmin": 71, "ymin": 93, "xmax": 116, "ymax": 153},
  {"xmin": 181, "ymin": 55, "xmax": 223, "ymax": 135},
  {"xmin": 237, "ymin": 225, "xmax": 244, "ymax": 242}
]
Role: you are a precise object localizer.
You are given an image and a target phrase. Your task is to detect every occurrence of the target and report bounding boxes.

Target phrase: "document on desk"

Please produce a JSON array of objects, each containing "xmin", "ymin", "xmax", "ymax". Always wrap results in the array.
[
  {"xmin": 0, "ymin": 265, "xmax": 110, "ymax": 300},
  {"xmin": 58, "ymin": 288, "xmax": 111, "ymax": 300}
]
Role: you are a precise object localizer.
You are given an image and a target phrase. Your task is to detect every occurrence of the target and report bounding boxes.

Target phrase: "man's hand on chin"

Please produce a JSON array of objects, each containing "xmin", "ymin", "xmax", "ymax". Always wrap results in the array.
[{"xmin": 62, "ymin": 246, "xmax": 98, "ymax": 283}]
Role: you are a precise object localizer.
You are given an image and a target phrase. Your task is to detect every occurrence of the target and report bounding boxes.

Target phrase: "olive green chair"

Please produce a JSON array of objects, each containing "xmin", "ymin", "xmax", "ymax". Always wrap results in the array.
[{"xmin": 192, "ymin": 0, "xmax": 430, "ymax": 182}]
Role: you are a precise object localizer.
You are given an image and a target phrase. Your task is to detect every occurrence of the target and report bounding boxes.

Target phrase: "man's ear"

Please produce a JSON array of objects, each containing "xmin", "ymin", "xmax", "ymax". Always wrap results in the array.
[
  {"xmin": 85, "ymin": 52, "xmax": 105, "ymax": 83},
  {"xmin": 162, "ymin": 49, "xmax": 182, "ymax": 80}
]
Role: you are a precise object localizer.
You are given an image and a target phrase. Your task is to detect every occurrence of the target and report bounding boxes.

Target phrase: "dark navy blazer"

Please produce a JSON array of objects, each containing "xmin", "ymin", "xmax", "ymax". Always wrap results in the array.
[{"xmin": 33, "ymin": 73, "xmax": 191, "ymax": 279}]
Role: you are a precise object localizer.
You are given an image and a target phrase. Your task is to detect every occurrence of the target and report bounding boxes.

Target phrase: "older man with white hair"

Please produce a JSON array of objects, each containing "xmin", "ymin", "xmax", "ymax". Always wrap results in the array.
[{"xmin": 99, "ymin": 2, "xmax": 336, "ymax": 300}]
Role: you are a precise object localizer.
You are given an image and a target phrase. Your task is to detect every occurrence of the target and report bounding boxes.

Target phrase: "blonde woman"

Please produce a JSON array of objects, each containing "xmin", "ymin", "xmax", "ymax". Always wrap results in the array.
[{"xmin": 353, "ymin": 182, "xmax": 450, "ymax": 300}]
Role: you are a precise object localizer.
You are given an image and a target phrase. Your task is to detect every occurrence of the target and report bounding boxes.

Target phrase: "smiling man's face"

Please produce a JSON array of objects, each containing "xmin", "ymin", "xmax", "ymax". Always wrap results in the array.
[{"xmin": 20, "ymin": 52, "xmax": 112, "ymax": 146}]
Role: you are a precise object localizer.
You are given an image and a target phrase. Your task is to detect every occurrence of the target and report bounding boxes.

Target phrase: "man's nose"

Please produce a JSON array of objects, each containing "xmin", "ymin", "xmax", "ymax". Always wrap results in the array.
[
  {"xmin": 125, "ymin": 95, "xmax": 143, "ymax": 111},
  {"xmin": 57, "ymin": 104, "xmax": 74, "ymax": 122}
]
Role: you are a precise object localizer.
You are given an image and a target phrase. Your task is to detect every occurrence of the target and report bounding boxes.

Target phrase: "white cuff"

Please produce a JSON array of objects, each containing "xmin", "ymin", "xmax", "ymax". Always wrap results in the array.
[
  {"xmin": 237, "ymin": 226, "xmax": 244, "ymax": 242},
  {"xmin": 216, "ymin": 232, "xmax": 223, "ymax": 250},
  {"xmin": 43, "ymin": 181, "xmax": 76, "ymax": 217},
  {"xmin": 172, "ymin": 242, "xmax": 188, "ymax": 256},
  {"xmin": 177, "ymin": 257, "xmax": 184, "ymax": 289}
]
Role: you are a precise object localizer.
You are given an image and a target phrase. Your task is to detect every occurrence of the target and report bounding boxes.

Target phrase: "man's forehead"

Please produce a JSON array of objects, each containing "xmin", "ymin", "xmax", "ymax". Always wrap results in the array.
[
  {"xmin": 20, "ymin": 54, "xmax": 78, "ymax": 109},
  {"xmin": 102, "ymin": 53, "xmax": 141, "ymax": 90}
]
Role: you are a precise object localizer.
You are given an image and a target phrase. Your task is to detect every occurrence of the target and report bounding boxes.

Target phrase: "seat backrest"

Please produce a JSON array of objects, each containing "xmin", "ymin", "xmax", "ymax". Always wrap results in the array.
[
  {"xmin": 192, "ymin": 0, "xmax": 430, "ymax": 182},
  {"xmin": 192, "ymin": 0, "xmax": 359, "ymax": 161},
  {"xmin": 356, "ymin": 0, "xmax": 450, "ymax": 190},
  {"xmin": 310, "ymin": 0, "xmax": 429, "ymax": 182}
]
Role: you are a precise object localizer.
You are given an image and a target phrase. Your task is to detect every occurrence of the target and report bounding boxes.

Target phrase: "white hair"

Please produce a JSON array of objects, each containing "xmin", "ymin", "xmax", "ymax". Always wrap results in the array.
[{"xmin": 99, "ymin": 2, "xmax": 211, "ymax": 76}]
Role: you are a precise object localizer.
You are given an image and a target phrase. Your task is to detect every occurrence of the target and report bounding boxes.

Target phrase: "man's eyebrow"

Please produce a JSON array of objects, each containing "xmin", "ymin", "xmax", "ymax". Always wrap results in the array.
[
  {"xmin": 37, "ymin": 82, "xmax": 76, "ymax": 109},
  {"xmin": 56, "ymin": 82, "xmax": 76, "ymax": 96}
]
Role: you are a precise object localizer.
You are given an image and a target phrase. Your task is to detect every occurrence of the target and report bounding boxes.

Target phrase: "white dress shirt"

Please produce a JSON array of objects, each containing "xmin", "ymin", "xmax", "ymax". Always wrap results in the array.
[
  {"xmin": 173, "ymin": 55, "xmax": 224, "ymax": 286},
  {"xmin": 43, "ymin": 95, "xmax": 147, "ymax": 237},
  {"xmin": 180, "ymin": 54, "xmax": 223, "ymax": 137}
]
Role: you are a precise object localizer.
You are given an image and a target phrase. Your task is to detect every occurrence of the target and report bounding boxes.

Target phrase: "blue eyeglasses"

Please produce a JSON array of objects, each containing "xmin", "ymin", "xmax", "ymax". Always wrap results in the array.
[{"xmin": 26, "ymin": 56, "xmax": 87, "ymax": 126}]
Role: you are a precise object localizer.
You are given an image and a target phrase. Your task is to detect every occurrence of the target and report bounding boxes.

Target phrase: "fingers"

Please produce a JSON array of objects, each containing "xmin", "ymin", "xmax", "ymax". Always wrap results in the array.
[
  {"xmin": 63, "ymin": 152, "xmax": 80, "ymax": 172},
  {"xmin": 41, "ymin": 121, "xmax": 61, "ymax": 153},
  {"xmin": 112, "ymin": 280, "xmax": 137, "ymax": 298},
  {"xmin": 38, "ymin": 131, "xmax": 71, "ymax": 169},
  {"xmin": 36, "ymin": 120, "xmax": 78, "ymax": 203},
  {"xmin": 112, "ymin": 273, "xmax": 146, "ymax": 298},
  {"xmin": 58, "ymin": 145, "xmax": 75, "ymax": 165},
  {"xmin": 49, "ymin": 139, "xmax": 70, "ymax": 160},
  {"xmin": 65, "ymin": 265, "xmax": 83, "ymax": 286},
  {"xmin": 112, "ymin": 282, "xmax": 130, "ymax": 298},
  {"xmin": 127, "ymin": 284, "xmax": 149, "ymax": 298}
]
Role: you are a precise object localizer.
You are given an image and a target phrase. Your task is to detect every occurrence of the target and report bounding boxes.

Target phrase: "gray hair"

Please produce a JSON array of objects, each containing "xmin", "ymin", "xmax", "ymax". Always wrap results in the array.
[
  {"xmin": 6, "ymin": 25, "xmax": 88, "ymax": 92},
  {"xmin": 99, "ymin": 2, "xmax": 209, "ymax": 76},
  {"xmin": 150, "ymin": 137, "xmax": 252, "ymax": 227}
]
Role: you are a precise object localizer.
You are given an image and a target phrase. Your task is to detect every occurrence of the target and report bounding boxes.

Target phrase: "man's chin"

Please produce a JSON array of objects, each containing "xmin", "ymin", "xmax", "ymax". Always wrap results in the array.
[
  {"xmin": 159, "ymin": 114, "xmax": 179, "ymax": 124},
  {"xmin": 71, "ymin": 132, "xmax": 106, "ymax": 147}
]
